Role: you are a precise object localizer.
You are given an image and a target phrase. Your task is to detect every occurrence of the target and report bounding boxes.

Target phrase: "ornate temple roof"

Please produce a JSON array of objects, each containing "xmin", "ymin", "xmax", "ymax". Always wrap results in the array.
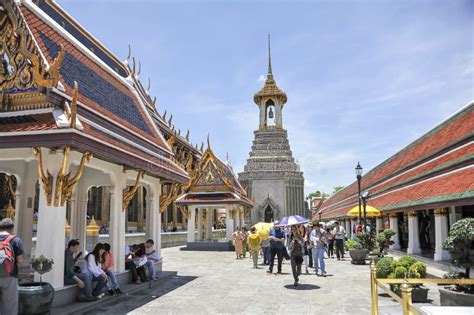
[
  {"xmin": 254, "ymin": 35, "xmax": 287, "ymax": 106},
  {"xmin": 0, "ymin": 0, "xmax": 189, "ymax": 183},
  {"xmin": 319, "ymin": 102, "xmax": 474, "ymax": 219},
  {"xmin": 175, "ymin": 139, "xmax": 253, "ymax": 207}
]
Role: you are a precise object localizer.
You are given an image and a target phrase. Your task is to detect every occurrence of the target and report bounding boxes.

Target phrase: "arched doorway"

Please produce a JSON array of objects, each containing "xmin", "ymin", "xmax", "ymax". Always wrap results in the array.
[{"xmin": 264, "ymin": 205, "xmax": 274, "ymax": 223}]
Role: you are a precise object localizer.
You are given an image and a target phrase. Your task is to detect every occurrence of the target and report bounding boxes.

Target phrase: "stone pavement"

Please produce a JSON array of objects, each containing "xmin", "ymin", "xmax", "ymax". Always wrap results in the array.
[{"xmin": 80, "ymin": 247, "xmax": 442, "ymax": 314}]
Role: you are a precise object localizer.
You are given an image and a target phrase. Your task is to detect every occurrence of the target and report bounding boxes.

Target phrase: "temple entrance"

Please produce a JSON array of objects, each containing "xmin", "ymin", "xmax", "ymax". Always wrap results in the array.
[
  {"xmin": 264, "ymin": 205, "xmax": 274, "ymax": 223},
  {"xmin": 0, "ymin": 173, "xmax": 16, "ymax": 220}
]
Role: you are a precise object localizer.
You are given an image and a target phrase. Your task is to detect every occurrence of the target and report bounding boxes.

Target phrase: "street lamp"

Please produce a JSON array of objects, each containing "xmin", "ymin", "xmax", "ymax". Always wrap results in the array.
[
  {"xmin": 318, "ymin": 209, "xmax": 322, "ymax": 223},
  {"xmin": 361, "ymin": 190, "xmax": 370, "ymax": 230},
  {"xmin": 355, "ymin": 162, "xmax": 363, "ymax": 228}
]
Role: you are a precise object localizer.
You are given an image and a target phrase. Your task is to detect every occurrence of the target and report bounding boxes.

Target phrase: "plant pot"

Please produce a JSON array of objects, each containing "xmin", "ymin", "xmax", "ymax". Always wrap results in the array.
[
  {"xmin": 349, "ymin": 249, "xmax": 369, "ymax": 265},
  {"xmin": 393, "ymin": 285, "xmax": 429, "ymax": 303},
  {"xmin": 18, "ymin": 282, "xmax": 54, "ymax": 315},
  {"xmin": 439, "ymin": 286, "xmax": 474, "ymax": 306}
]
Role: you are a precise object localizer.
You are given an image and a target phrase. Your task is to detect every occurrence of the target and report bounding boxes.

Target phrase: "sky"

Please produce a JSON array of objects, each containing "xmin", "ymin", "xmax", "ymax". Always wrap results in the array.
[{"xmin": 58, "ymin": 0, "xmax": 473, "ymax": 196}]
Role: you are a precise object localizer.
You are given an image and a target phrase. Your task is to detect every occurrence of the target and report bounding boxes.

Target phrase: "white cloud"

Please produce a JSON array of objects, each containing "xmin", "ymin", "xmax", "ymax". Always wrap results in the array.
[{"xmin": 256, "ymin": 74, "xmax": 265, "ymax": 82}]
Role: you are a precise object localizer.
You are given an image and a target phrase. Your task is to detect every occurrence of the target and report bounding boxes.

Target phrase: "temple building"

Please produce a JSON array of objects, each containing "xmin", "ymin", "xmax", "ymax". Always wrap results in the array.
[
  {"xmin": 0, "ymin": 0, "xmax": 200, "ymax": 289},
  {"xmin": 176, "ymin": 139, "xmax": 253, "ymax": 244},
  {"xmin": 319, "ymin": 101, "xmax": 474, "ymax": 262},
  {"xmin": 239, "ymin": 37, "xmax": 305, "ymax": 224}
]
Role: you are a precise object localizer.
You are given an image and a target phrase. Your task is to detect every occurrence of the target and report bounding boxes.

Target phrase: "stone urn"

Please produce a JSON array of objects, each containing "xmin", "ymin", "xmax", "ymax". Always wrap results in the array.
[
  {"xmin": 394, "ymin": 285, "xmax": 429, "ymax": 303},
  {"xmin": 349, "ymin": 249, "xmax": 369, "ymax": 265},
  {"xmin": 439, "ymin": 287, "xmax": 474, "ymax": 306},
  {"xmin": 18, "ymin": 282, "xmax": 54, "ymax": 315},
  {"xmin": 19, "ymin": 255, "xmax": 55, "ymax": 315}
]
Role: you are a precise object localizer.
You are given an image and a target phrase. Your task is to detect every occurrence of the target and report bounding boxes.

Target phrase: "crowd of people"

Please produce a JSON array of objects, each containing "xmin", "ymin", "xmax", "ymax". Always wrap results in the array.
[{"xmin": 232, "ymin": 220, "xmax": 347, "ymax": 286}]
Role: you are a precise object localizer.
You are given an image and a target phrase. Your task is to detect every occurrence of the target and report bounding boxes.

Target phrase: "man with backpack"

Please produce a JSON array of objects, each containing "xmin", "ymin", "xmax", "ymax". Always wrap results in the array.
[{"xmin": 0, "ymin": 218, "xmax": 25, "ymax": 315}]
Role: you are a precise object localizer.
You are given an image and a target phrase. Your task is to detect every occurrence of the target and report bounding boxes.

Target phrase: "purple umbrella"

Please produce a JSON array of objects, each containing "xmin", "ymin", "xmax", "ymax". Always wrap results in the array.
[{"xmin": 278, "ymin": 215, "xmax": 309, "ymax": 226}]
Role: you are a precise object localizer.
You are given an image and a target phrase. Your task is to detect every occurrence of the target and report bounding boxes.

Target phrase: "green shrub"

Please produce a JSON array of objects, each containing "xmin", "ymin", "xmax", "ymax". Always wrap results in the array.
[
  {"xmin": 345, "ymin": 239, "xmax": 363, "ymax": 250},
  {"xmin": 396, "ymin": 255, "xmax": 417, "ymax": 270},
  {"xmin": 355, "ymin": 232, "xmax": 376, "ymax": 251},
  {"xmin": 376, "ymin": 257, "xmax": 394, "ymax": 278},
  {"xmin": 392, "ymin": 266, "xmax": 408, "ymax": 278},
  {"xmin": 375, "ymin": 229, "xmax": 396, "ymax": 256},
  {"xmin": 408, "ymin": 262, "xmax": 426, "ymax": 278},
  {"xmin": 442, "ymin": 218, "xmax": 474, "ymax": 279}
]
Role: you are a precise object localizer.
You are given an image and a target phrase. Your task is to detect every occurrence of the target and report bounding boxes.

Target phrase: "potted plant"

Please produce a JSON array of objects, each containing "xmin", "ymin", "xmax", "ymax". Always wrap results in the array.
[
  {"xmin": 375, "ymin": 229, "xmax": 396, "ymax": 257},
  {"xmin": 347, "ymin": 232, "xmax": 374, "ymax": 265},
  {"xmin": 18, "ymin": 255, "xmax": 55, "ymax": 315},
  {"xmin": 377, "ymin": 255, "xmax": 429, "ymax": 303},
  {"xmin": 345, "ymin": 238, "xmax": 366, "ymax": 265},
  {"xmin": 439, "ymin": 218, "xmax": 474, "ymax": 306}
]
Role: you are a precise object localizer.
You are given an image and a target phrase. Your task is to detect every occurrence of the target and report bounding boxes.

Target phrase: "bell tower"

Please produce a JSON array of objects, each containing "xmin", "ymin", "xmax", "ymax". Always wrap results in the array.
[
  {"xmin": 254, "ymin": 35, "xmax": 287, "ymax": 130},
  {"xmin": 239, "ymin": 35, "xmax": 305, "ymax": 224}
]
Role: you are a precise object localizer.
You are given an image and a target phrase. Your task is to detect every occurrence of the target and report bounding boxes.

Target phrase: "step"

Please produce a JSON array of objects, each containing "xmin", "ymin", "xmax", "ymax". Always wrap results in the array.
[{"xmin": 50, "ymin": 270, "xmax": 177, "ymax": 315}]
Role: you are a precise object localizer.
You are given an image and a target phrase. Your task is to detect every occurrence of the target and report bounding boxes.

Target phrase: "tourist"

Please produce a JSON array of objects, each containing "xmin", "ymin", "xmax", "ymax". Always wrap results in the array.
[
  {"xmin": 81, "ymin": 243, "xmax": 107, "ymax": 298},
  {"xmin": 145, "ymin": 239, "xmax": 160, "ymax": 280},
  {"xmin": 288, "ymin": 226, "xmax": 304, "ymax": 286},
  {"xmin": 232, "ymin": 227, "xmax": 244, "ymax": 259},
  {"xmin": 64, "ymin": 239, "xmax": 98, "ymax": 302},
  {"xmin": 242, "ymin": 227, "xmax": 248, "ymax": 258},
  {"xmin": 301, "ymin": 226, "xmax": 310, "ymax": 273},
  {"xmin": 306, "ymin": 225, "xmax": 313, "ymax": 270},
  {"xmin": 260, "ymin": 237, "xmax": 270, "ymax": 265},
  {"xmin": 0, "ymin": 218, "xmax": 24, "ymax": 315},
  {"xmin": 333, "ymin": 221, "xmax": 346, "ymax": 260},
  {"xmin": 267, "ymin": 221, "xmax": 285, "ymax": 275},
  {"xmin": 326, "ymin": 227, "xmax": 335, "ymax": 258},
  {"xmin": 247, "ymin": 227, "xmax": 261, "ymax": 268},
  {"xmin": 125, "ymin": 244, "xmax": 148, "ymax": 283},
  {"xmin": 102, "ymin": 243, "xmax": 123, "ymax": 295},
  {"xmin": 310, "ymin": 223, "xmax": 327, "ymax": 276}
]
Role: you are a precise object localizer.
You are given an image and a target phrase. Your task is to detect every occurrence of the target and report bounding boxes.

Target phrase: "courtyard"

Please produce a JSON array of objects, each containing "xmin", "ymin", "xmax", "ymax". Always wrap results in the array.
[{"xmin": 75, "ymin": 246, "xmax": 444, "ymax": 315}]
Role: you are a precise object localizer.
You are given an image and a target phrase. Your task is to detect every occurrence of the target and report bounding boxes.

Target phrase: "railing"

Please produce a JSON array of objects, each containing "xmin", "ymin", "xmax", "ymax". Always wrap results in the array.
[{"xmin": 370, "ymin": 258, "xmax": 474, "ymax": 315}]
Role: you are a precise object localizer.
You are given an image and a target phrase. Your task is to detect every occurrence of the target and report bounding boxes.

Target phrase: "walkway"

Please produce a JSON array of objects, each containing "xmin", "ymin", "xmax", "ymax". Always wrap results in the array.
[{"xmin": 81, "ymin": 247, "xmax": 443, "ymax": 314}]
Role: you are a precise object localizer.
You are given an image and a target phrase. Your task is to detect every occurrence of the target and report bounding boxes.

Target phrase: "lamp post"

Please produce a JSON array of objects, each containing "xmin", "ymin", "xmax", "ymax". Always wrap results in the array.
[
  {"xmin": 355, "ymin": 162, "xmax": 363, "ymax": 228},
  {"xmin": 361, "ymin": 191, "xmax": 370, "ymax": 230}
]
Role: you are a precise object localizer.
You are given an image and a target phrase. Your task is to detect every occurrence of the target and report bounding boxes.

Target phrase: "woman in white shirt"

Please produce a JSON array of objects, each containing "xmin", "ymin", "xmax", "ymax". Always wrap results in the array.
[{"xmin": 81, "ymin": 243, "xmax": 108, "ymax": 298}]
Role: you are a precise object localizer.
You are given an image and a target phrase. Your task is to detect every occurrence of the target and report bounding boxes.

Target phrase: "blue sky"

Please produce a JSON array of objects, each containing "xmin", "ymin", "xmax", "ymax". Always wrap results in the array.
[{"xmin": 59, "ymin": 0, "xmax": 473, "ymax": 195}]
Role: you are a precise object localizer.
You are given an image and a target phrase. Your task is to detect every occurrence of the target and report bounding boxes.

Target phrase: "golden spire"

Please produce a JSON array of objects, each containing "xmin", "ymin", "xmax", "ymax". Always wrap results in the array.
[{"xmin": 267, "ymin": 34, "xmax": 273, "ymax": 80}]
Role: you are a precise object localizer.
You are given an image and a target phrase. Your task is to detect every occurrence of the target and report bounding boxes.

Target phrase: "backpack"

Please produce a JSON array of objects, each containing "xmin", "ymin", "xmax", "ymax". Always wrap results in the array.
[{"xmin": 0, "ymin": 235, "xmax": 16, "ymax": 277}]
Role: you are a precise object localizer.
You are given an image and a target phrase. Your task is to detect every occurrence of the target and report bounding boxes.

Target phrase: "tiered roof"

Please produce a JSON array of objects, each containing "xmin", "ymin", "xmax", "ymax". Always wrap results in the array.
[
  {"xmin": 176, "ymin": 140, "xmax": 253, "ymax": 207},
  {"xmin": 319, "ymin": 102, "xmax": 474, "ymax": 219},
  {"xmin": 0, "ymin": 0, "xmax": 189, "ymax": 183}
]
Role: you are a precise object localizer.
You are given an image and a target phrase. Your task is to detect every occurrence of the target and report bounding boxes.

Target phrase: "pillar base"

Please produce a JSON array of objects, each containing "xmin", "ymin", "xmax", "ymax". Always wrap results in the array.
[
  {"xmin": 407, "ymin": 247, "xmax": 421, "ymax": 255},
  {"xmin": 434, "ymin": 250, "xmax": 451, "ymax": 261},
  {"xmin": 390, "ymin": 244, "xmax": 401, "ymax": 251}
]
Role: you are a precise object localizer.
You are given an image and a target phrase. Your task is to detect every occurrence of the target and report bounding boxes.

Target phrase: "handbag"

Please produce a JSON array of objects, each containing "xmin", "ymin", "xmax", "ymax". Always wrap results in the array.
[{"xmin": 283, "ymin": 247, "xmax": 290, "ymax": 260}]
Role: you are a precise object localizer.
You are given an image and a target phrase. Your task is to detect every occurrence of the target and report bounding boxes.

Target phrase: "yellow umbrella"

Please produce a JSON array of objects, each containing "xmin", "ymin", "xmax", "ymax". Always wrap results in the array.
[
  {"xmin": 252, "ymin": 222, "xmax": 273, "ymax": 240},
  {"xmin": 347, "ymin": 205, "xmax": 381, "ymax": 217}
]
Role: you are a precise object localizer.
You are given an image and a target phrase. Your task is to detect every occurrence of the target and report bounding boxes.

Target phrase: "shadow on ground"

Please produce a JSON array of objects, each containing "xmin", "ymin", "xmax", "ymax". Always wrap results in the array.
[
  {"xmin": 74, "ymin": 275, "xmax": 197, "ymax": 315},
  {"xmin": 284, "ymin": 284, "xmax": 320, "ymax": 290}
]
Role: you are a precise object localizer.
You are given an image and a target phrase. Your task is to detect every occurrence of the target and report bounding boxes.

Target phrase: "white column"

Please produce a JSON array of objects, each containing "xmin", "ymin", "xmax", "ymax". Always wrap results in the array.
[
  {"xmin": 35, "ymin": 151, "xmax": 67, "ymax": 288},
  {"xmin": 434, "ymin": 208, "xmax": 450, "ymax": 261},
  {"xmin": 71, "ymin": 180, "xmax": 88, "ymax": 254},
  {"xmin": 187, "ymin": 207, "xmax": 196, "ymax": 243},
  {"xmin": 345, "ymin": 219, "xmax": 351, "ymax": 239},
  {"xmin": 389, "ymin": 213, "xmax": 401, "ymax": 250},
  {"xmin": 407, "ymin": 211, "xmax": 421, "ymax": 255},
  {"xmin": 225, "ymin": 207, "xmax": 234, "ymax": 241},
  {"xmin": 197, "ymin": 208, "xmax": 203, "ymax": 241},
  {"xmin": 146, "ymin": 180, "xmax": 161, "ymax": 257},
  {"xmin": 109, "ymin": 172, "xmax": 127, "ymax": 273},
  {"xmin": 205, "ymin": 209, "xmax": 212, "ymax": 241},
  {"xmin": 449, "ymin": 206, "xmax": 457, "ymax": 228},
  {"xmin": 15, "ymin": 162, "xmax": 36, "ymax": 264},
  {"xmin": 240, "ymin": 207, "xmax": 245, "ymax": 228},
  {"xmin": 376, "ymin": 217, "xmax": 383, "ymax": 235}
]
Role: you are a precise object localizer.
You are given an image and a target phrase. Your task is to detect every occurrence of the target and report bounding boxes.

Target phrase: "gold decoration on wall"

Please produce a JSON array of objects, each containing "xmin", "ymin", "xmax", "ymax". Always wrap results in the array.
[
  {"xmin": 5, "ymin": 175, "xmax": 16, "ymax": 199},
  {"xmin": 122, "ymin": 171, "xmax": 145, "ymax": 210},
  {"xmin": 60, "ymin": 150, "xmax": 93, "ymax": 206},
  {"xmin": 166, "ymin": 132, "xmax": 176, "ymax": 148},
  {"xmin": 69, "ymin": 81, "xmax": 79, "ymax": 129},
  {"xmin": 0, "ymin": 0, "xmax": 64, "ymax": 92},
  {"xmin": 434, "ymin": 208, "xmax": 448, "ymax": 217},
  {"xmin": 159, "ymin": 182, "xmax": 180, "ymax": 213},
  {"xmin": 6, "ymin": 200, "xmax": 15, "ymax": 219},
  {"xmin": 33, "ymin": 147, "xmax": 53, "ymax": 206},
  {"xmin": 185, "ymin": 152, "xmax": 194, "ymax": 174}
]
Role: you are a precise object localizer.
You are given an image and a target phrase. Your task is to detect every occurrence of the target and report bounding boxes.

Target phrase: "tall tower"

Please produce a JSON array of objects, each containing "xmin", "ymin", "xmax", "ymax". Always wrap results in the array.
[{"xmin": 239, "ymin": 36, "xmax": 305, "ymax": 224}]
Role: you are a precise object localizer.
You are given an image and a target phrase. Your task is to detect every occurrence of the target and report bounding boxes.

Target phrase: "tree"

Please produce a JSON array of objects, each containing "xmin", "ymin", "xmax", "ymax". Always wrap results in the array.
[
  {"xmin": 332, "ymin": 186, "xmax": 345, "ymax": 194},
  {"xmin": 306, "ymin": 191, "xmax": 329, "ymax": 199}
]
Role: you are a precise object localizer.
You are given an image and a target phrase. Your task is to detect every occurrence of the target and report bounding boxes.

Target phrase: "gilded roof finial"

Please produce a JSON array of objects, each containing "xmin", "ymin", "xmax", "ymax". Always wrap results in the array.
[
  {"xmin": 207, "ymin": 133, "xmax": 211, "ymax": 149},
  {"xmin": 267, "ymin": 34, "xmax": 273, "ymax": 79},
  {"xmin": 163, "ymin": 110, "xmax": 167, "ymax": 120},
  {"xmin": 125, "ymin": 44, "xmax": 131, "ymax": 62}
]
